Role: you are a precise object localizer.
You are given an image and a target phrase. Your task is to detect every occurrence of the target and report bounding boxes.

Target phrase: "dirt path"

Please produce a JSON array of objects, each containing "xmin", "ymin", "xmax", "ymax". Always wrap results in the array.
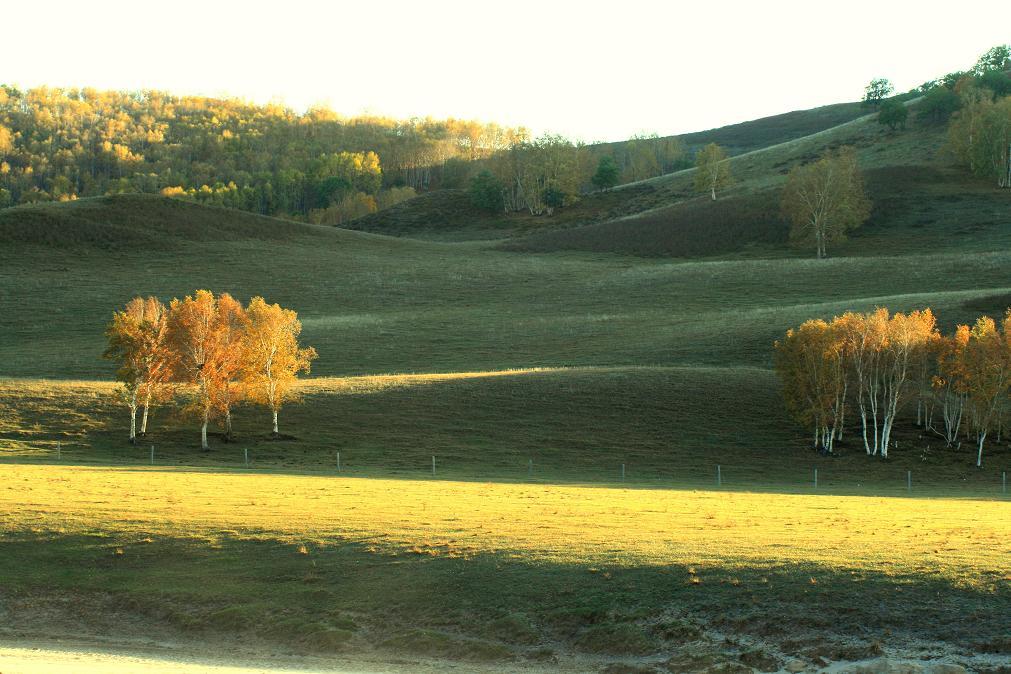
[{"xmin": 0, "ymin": 639, "xmax": 564, "ymax": 674}]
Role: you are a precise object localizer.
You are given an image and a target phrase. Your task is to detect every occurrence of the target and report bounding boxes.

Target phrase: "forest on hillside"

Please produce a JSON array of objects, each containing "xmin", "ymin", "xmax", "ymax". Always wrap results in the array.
[
  {"xmin": 0, "ymin": 87, "xmax": 686, "ymax": 224},
  {"xmin": 0, "ymin": 46, "xmax": 1008, "ymax": 228}
]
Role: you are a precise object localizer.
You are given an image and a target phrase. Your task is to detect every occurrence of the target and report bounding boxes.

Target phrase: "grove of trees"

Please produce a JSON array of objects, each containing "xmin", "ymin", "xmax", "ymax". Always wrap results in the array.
[
  {"xmin": 104, "ymin": 291, "xmax": 316, "ymax": 449},
  {"xmin": 0, "ymin": 85, "xmax": 698, "ymax": 222},
  {"xmin": 775, "ymin": 307, "xmax": 1011, "ymax": 467},
  {"xmin": 917, "ymin": 44, "xmax": 1011, "ymax": 188},
  {"xmin": 0, "ymin": 86, "xmax": 523, "ymax": 217}
]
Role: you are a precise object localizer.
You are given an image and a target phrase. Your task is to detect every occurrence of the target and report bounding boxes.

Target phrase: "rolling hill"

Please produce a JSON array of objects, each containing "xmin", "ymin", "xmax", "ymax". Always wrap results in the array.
[{"xmin": 1, "ymin": 89, "xmax": 1010, "ymax": 671}]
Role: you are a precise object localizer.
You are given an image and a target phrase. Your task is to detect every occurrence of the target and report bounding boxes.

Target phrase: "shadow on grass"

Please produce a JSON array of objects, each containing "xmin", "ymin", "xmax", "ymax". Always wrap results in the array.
[{"xmin": 1, "ymin": 532, "xmax": 1008, "ymax": 669}]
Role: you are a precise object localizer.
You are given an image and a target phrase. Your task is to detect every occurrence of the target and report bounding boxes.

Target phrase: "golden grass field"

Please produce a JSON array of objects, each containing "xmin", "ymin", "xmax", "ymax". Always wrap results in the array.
[
  {"xmin": 2, "ymin": 461, "xmax": 1009, "ymax": 670},
  {"xmin": 3, "ymin": 464, "xmax": 1008, "ymax": 581}
]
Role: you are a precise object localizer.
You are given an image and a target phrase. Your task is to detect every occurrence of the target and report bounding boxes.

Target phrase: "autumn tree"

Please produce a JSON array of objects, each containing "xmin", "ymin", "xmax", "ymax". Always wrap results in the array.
[
  {"xmin": 779, "ymin": 308, "xmax": 937, "ymax": 458},
  {"xmin": 103, "ymin": 296, "xmax": 171, "ymax": 443},
  {"xmin": 833, "ymin": 309, "xmax": 887, "ymax": 454},
  {"xmin": 242, "ymin": 297, "xmax": 318, "ymax": 437},
  {"xmin": 932, "ymin": 325, "xmax": 970, "ymax": 446},
  {"xmin": 781, "ymin": 146, "xmax": 871, "ymax": 259},
  {"xmin": 960, "ymin": 314, "xmax": 1011, "ymax": 466},
  {"xmin": 166, "ymin": 290, "xmax": 245, "ymax": 449},
  {"xmin": 877, "ymin": 309, "xmax": 938, "ymax": 456},
  {"xmin": 210, "ymin": 294, "xmax": 249, "ymax": 440},
  {"xmin": 774, "ymin": 319, "xmax": 846, "ymax": 453},
  {"xmin": 693, "ymin": 143, "xmax": 732, "ymax": 200}
]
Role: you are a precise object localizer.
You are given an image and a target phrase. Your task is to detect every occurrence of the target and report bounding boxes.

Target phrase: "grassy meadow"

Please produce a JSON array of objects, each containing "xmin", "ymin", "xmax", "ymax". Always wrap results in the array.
[
  {"xmin": 1, "ymin": 99, "xmax": 1010, "ymax": 670},
  {"xmin": 2, "ymin": 464, "xmax": 1008, "ymax": 670}
]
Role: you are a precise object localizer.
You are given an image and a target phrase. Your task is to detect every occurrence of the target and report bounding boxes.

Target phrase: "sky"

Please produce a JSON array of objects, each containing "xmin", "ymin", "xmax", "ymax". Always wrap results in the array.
[{"xmin": 4, "ymin": 1, "xmax": 1009, "ymax": 142}]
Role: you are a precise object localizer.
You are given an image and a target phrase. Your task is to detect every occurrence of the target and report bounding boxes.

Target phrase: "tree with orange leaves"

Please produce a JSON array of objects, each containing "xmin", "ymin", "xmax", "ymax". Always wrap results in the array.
[
  {"xmin": 242, "ymin": 296, "xmax": 317, "ymax": 437},
  {"xmin": 774, "ymin": 319, "xmax": 846, "ymax": 453},
  {"xmin": 210, "ymin": 293, "xmax": 248, "ymax": 440},
  {"xmin": 103, "ymin": 296, "xmax": 171, "ymax": 444},
  {"xmin": 960, "ymin": 313, "xmax": 1011, "ymax": 467},
  {"xmin": 932, "ymin": 325, "xmax": 970, "ymax": 446},
  {"xmin": 165, "ymin": 290, "xmax": 246, "ymax": 450}
]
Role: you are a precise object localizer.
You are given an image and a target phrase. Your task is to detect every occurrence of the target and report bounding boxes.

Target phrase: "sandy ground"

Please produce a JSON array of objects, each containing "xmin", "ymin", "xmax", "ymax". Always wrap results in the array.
[{"xmin": 0, "ymin": 639, "xmax": 564, "ymax": 674}]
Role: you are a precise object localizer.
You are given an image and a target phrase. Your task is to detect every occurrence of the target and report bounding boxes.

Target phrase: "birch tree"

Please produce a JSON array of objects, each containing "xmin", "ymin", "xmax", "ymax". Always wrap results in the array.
[
  {"xmin": 210, "ymin": 293, "xmax": 248, "ymax": 441},
  {"xmin": 103, "ymin": 296, "xmax": 171, "ymax": 443},
  {"xmin": 932, "ymin": 326, "xmax": 970, "ymax": 446},
  {"xmin": 782, "ymin": 147, "xmax": 871, "ymax": 259},
  {"xmin": 774, "ymin": 319, "xmax": 846, "ymax": 453},
  {"xmin": 242, "ymin": 297, "xmax": 317, "ymax": 437},
  {"xmin": 961, "ymin": 314, "xmax": 1011, "ymax": 466},
  {"xmin": 877, "ymin": 309, "xmax": 938, "ymax": 457},
  {"xmin": 166, "ymin": 290, "xmax": 243, "ymax": 450},
  {"xmin": 834, "ymin": 309, "xmax": 888, "ymax": 455},
  {"xmin": 693, "ymin": 143, "xmax": 732, "ymax": 200}
]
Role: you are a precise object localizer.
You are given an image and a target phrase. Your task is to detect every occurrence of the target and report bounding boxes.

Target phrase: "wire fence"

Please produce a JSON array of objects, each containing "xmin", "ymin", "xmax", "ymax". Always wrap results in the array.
[{"xmin": 2, "ymin": 442, "xmax": 1009, "ymax": 499}]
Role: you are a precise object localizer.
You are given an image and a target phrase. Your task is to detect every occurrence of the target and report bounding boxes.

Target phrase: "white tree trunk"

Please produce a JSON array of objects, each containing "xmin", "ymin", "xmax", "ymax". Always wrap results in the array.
[
  {"xmin": 201, "ymin": 411, "xmax": 209, "ymax": 450},
  {"xmin": 140, "ymin": 387, "xmax": 151, "ymax": 435},
  {"xmin": 272, "ymin": 409, "xmax": 279, "ymax": 436}
]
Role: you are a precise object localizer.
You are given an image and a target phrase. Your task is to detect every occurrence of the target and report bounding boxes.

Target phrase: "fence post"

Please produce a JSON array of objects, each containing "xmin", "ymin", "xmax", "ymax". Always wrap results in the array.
[
  {"xmin": 244, "ymin": 448, "xmax": 249, "ymax": 467},
  {"xmin": 907, "ymin": 470, "xmax": 911, "ymax": 493},
  {"xmin": 717, "ymin": 465, "xmax": 722, "ymax": 487},
  {"xmin": 337, "ymin": 451, "xmax": 341, "ymax": 473},
  {"xmin": 814, "ymin": 467, "xmax": 818, "ymax": 489},
  {"xmin": 432, "ymin": 455, "xmax": 436, "ymax": 477}
]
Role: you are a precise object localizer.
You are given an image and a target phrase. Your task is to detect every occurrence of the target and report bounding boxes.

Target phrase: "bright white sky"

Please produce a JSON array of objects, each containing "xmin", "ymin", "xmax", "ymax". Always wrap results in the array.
[{"xmin": 4, "ymin": 1, "xmax": 1009, "ymax": 142}]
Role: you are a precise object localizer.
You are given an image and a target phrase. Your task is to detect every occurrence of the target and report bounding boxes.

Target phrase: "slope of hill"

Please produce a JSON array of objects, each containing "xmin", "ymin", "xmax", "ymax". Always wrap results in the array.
[
  {"xmin": 0, "ymin": 194, "xmax": 330, "ymax": 250},
  {"xmin": 503, "ymin": 100, "xmax": 1011, "ymax": 258},
  {"xmin": 344, "ymin": 188, "xmax": 510, "ymax": 239},
  {"xmin": 621, "ymin": 100, "xmax": 868, "ymax": 156},
  {"xmin": 345, "ymin": 101, "xmax": 874, "ymax": 239}
]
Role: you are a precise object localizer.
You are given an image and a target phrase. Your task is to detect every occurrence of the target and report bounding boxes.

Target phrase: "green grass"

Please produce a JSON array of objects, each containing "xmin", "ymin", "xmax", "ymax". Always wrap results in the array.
[
  {"xmin": 676, "ymin": 101, "xmax": 868, "ymax": 154},
  {"xmin": 1, "ymin": 99, "xmax": 1010, "ymax": 669},
  {"xmin": 2, "ymin": 370, "xmax": 1007, "ymax": 493}
]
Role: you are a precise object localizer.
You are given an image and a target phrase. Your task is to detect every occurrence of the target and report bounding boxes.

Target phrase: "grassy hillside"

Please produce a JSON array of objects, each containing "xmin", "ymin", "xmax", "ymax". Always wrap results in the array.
[
  {"xmin": 2, "ymin": 100, "xmax": 1010, "ymax": 670},
  {"xmin": 0, "ymin": 194, "xmax": 323, "ymax": 250},
  {"xmin": 676, "ymin": 101, "xmax": 868, "ymax": 154},
  {"xmin": 3, "ymin": 189, "xmax": 1011, "ymax": 383},
  {"xmin": 507, "ymin": 163, "xmax": 1011, "ymax": 259},
  {"xmin": 346, "ymin": 102, "xmax": 873, "ymax": 240}
]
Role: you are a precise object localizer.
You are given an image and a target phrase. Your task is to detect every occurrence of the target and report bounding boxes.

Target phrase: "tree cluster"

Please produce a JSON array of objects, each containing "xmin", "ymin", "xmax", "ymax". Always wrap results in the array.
[
  {"xmin": 0, "ymin": 86, "xmax": 523, "ymax": 215},
  {"xmin": 104, "ymin": 291, "xmax": 316, "ymax": 449},
  {"xmin": 775, "ymin": 307, "xmax": 1011, "ymax": 467},
  {"xmin": 908, "ymin": 44, "xmax": 1011, "ymax": 188},
  {"xmin": 0, "ymin": 85, "xmax": 696, "ymax": 221}
]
